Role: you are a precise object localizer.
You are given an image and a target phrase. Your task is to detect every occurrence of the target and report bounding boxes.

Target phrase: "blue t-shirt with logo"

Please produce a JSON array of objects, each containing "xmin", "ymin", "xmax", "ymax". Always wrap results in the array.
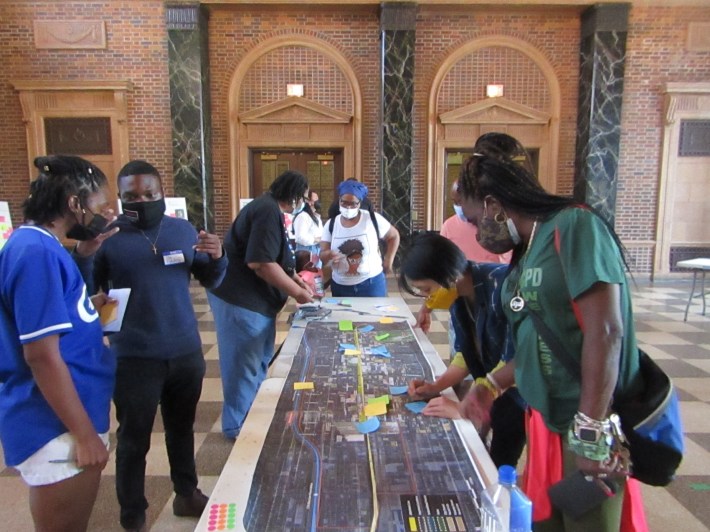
[{"xmin": 0, "ymin": 226, "xmax": 115, "ymax": 466}]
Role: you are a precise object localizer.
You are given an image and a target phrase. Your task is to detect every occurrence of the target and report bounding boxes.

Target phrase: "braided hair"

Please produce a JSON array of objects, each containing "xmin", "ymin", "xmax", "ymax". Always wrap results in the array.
[
  {"xmin": 23, "ymin": 155, "xmax": 107, "ymax": 225},
  {"xmin": 458, "ymin": 150, "xmax": 629, "ymax": 270}
]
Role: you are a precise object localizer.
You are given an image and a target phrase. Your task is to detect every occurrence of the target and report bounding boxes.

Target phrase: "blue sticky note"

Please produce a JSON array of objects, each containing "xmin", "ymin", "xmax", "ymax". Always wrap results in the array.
[
  {"xmin": 325, "ymin": 298, "xmax": 339, "ymax": 304},
  {"xmin": 405, "ymin": 401, "xmax": 428, "ymax": 414},
  {"xmin": 359, "ymin": 325, "xmax": 375, "ymax": 333},
  {"xmin": 339, "ymin": 343, "xmax": 357, "ymax": 351},
  {"xmin": 389, "ymin": 385, "xmax": 408, "ymax": 396},
  {"xmin": 355, "ymin": 416, "xmax": 381, "ymax": 434},
  {"xmin": 370, "ymin": 345, "xmax": 391, "ymax": 358}
]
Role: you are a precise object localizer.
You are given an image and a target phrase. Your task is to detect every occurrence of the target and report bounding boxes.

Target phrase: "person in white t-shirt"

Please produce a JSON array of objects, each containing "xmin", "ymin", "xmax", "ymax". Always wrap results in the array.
[{"xmin": 320, "ymin": 180, "xmax": 399, "ymax": 297}]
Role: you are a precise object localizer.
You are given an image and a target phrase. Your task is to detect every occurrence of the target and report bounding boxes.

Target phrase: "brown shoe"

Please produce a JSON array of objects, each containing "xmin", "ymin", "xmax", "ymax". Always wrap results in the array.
[{"xmin": 173, "ymin": 488, "xmax": 208, "ymax": 518}]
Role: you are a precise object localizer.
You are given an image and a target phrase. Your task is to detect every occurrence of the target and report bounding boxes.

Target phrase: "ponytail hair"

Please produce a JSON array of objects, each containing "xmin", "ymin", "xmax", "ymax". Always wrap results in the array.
[{"xmin": 23, "ymin": 155, "xmax": 107, "ymax": 225}]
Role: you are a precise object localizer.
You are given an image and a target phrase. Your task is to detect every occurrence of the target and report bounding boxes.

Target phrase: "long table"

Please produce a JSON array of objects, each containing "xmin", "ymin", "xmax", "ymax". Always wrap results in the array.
[{"xmin": 196, "ymin": 297, "xmax": 498, "ymax": 532}]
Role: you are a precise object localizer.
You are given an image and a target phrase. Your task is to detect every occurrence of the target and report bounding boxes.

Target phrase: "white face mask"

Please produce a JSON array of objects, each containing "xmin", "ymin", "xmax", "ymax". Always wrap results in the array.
[
  {"xmin": 453, "ymin": 204, "xmax": 467, "ymax": 221},
  {"xmin": 340, "ymin": 206, "xmax": 360, "ymax": 219}
]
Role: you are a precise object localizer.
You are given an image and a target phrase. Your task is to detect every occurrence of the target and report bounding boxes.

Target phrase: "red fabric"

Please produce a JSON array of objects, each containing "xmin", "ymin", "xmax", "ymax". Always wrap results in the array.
[
  {"xmin": 522, "ymin": 409, "xmax": 648, "ymax": 530},
  {"xmin": 621, "ymin": 479, "xmax": 649, "ymax": 532},
  {"xmin": 522, "ymin": 409, "xmax": 563, "ymax": 522}
]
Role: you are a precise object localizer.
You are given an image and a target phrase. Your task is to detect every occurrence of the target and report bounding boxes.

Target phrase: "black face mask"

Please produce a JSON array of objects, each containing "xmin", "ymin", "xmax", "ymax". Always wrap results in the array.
[
  {"xmin": 122, "ymin": 198, "xmax": 166, "ymax": 229},
  {"xmin": 66, "ymin": 209, "xmax": 109, "ymax": 241}
]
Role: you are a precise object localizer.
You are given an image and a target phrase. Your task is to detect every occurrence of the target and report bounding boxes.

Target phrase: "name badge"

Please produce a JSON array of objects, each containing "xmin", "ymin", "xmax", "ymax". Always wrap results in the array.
[{"xmin": 163, "ymin": 250, "xmax": 185, "ymax": 266}]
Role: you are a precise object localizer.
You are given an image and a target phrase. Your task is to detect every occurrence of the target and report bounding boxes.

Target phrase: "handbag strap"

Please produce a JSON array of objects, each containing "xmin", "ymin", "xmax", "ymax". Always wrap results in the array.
[
  {"xmin": 526, "ymin": 306, "xmax": 581, "ymax": 382},
  {"xmin": 524, "ymin": 223, "xmax": 583, "ymax": 382}
]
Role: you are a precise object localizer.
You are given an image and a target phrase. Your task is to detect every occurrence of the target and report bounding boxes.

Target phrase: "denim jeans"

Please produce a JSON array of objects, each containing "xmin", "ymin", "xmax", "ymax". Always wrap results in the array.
[
  {"xmin": 330, "ymin": 272, "xmax": 387, "ymax": 297},
  {"xmin": 207, "ymin": 293, "xmax": 276, "ymax": 439},
  {"xmin": 114, "ymin": 350, "xmax": 205, "ymax": 523}
]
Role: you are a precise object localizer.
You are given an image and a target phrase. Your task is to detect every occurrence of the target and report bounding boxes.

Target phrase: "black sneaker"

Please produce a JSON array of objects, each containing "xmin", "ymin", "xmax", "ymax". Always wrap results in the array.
[{"xmin": 173, "ymin": 488, "xmax": 208, "ymax": 518}]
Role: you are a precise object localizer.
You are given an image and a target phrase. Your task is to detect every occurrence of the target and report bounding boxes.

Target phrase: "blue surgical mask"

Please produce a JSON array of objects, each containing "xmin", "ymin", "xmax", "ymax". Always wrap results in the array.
[
  {"xmin": 453, "ymin": 204, "xmax": 466, "ymax": 221},
  {"xmin": 292, "ymin": 200, "xmax": 305, "ymax": 216}
]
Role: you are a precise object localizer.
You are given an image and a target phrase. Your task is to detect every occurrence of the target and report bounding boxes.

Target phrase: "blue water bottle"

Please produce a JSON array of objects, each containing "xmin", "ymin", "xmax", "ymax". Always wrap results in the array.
[
  {"xmin": 501, "ymin": 465, "xmax": 532, "ymax": 532},
  {"xmin": 480, "ymin": 465, "xmax": 532, "ymax": 532}
]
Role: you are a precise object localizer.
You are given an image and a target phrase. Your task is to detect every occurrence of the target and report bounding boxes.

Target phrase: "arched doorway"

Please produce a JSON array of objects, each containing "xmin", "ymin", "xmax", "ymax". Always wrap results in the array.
[{"xmin": 426, "ymin": 36, "xmax": 561, "ymax": 229}]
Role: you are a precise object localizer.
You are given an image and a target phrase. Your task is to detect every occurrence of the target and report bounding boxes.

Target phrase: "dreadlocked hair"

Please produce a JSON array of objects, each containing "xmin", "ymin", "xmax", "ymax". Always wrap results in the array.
[
  {"xmin": 473, "ymin": 132, "xmax": 537, "ymax": 179},
  {"xmin": 269, "ymin": 170, "xmax": 309, "ymax": 204},
  {"xmin": 23, "ymin": 155, "xmax": 107, "ymax": 225},
  {"xmin": 459, "ymin": 152, "xmax": 632, "ymax": 272}
]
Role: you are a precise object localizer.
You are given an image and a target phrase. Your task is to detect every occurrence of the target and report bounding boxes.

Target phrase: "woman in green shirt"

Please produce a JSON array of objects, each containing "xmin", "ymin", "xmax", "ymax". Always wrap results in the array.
[{"xmin": 457, "ymin": 149, "xmax": 645, "ymax": 531}]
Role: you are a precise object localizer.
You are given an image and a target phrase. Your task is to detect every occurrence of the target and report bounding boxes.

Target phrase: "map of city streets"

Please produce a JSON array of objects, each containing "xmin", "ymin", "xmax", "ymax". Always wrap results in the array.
[{"xmin": 244, "ymin": 321, "xmax": 485, "ymax": 531}]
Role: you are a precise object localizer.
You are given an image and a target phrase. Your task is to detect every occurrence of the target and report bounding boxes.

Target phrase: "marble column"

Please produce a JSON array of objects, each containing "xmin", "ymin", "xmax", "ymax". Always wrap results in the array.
[
  {"xmin": 167, "ymin": 4, "xmax": 214, "ymax": 231},
  {"xmin": 380, "ymin": 3, "xmax": 416, "ymax": 243},
  {"xmin": 574, "ymin": 4, "xmax": 629, "ymax": 227}
]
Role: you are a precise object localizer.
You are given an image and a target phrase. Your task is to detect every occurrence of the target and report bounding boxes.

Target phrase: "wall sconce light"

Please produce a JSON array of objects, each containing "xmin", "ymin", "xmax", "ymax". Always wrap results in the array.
[
  {"xmin": 287, "ymin": 83, "xmax": 304, "ymax": 97},
  {"xmin": 486, "ymin": 84, "xmax": 504, "ymax": 98}
]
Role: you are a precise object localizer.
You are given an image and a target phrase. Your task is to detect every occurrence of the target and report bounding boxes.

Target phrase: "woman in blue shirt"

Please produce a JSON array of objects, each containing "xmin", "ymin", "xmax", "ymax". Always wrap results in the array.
[{"xmin": 0, "ymin": 155, "xmax": 116, "ymax": 531}]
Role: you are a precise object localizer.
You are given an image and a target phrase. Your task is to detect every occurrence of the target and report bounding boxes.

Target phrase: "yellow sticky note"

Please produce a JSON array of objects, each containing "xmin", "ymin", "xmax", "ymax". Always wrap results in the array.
[
  {"xmin": 343, "ymin": 349, "xmax": 361, "ymax": 356},
  {"xmin": 294, "ymin": 382, "xmax": 314, "ymax": 390},
  {"xmin": 339, "ymin": 320, "xmax": 354, "ymax": 331},
  {"xmin": 364, "ymin": 402, "xmax": 388, "ymax": 417},
  {"xmin": 368, "ymin": 394, "xmax": 390, "ymax": 405},
  {"xmin": 379, "ymin": 317, "xmax": 394, "ymax": 324}
]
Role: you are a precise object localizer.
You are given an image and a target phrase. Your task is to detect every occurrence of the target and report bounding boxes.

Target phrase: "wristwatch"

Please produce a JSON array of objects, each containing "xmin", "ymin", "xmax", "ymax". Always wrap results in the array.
[{"xmin": 574, "ymin": 423, "xmax": 603, "ymax": 443}]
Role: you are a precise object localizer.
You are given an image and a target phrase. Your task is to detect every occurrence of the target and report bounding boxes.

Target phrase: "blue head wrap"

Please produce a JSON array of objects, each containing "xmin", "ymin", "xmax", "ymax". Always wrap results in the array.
[{"xmin": 338, "ymin": 180, "xmax": 368, "ymax": 202}]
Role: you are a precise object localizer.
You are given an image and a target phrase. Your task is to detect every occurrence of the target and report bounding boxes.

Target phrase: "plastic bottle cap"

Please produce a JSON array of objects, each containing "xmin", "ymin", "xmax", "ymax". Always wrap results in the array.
[{"xmin": 498, "ymin": 464, "xmax": 517, "ymax": 485}]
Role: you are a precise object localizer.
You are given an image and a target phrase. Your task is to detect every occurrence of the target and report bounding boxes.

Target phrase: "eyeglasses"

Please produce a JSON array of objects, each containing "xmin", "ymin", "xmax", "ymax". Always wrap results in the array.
[{"xmin": 339, "ymin": 199, "xmax": 361, "ymax": 209}]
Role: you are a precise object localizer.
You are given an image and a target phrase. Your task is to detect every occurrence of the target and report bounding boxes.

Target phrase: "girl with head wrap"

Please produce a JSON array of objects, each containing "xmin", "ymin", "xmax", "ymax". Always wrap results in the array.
[{"xmin": 320, "ymin": 180, "xmax": 400, "ymax": 297}]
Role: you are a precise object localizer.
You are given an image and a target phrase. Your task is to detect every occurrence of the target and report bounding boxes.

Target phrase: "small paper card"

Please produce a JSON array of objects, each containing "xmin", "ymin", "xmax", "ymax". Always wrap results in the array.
[
  {"xmin": 364, "ymin": 402, "xmax": 388, "ymax": 417},
  {"xmin": 355, "ymin": 417, "xmax": 380, "ymax": 434},
  {"xmin": 375, "ymin": 333, "xmax": 390, "ymax": 341},
  {"xmin": 389, "ymin": 385, "xmax": 408, "ymax": 396},
  {"xmin": 368, "ymin": 395, "xmax": 390, "ymax": 405},
  {"xmin": 102, "ymin": 288, "xmax": 131, "ymax": 332},
  {"xmin": 339, "ymin": 320, "xmax": 354, "ymax": 331},
  {"xmin": 343, "ymin": 349, "xmax": 361, "ymax": 356},
  {"xmin": 293, "ymin": 382, "xmax": 314, "ymax": 390},
  {"xmin": 359, "ymin": 325, "xmax": 375, "ymax": 333},
  {"xmin": 379, "ymin": 317, "xmax": 394, "ymax": 324},
  {"xmin": 404, "ymin": 401, "xmax": 428, "ymax": 414}
]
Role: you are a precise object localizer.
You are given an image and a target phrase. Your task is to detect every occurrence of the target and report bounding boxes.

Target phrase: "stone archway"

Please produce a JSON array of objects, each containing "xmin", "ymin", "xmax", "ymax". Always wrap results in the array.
[
  {"xmin": 426, "ymin": 35, "xmax": 561, "ymax": 229},
  {"xmin": 227, "ymin": 35, "xmax": 362, "ymax": 219}
]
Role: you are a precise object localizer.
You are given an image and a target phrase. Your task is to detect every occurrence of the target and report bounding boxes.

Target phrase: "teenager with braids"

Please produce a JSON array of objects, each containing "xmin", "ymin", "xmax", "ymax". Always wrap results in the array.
[
  {"xmin": 0, "ymin": 155, "xmax": 117, "ymax": 531},
  {"xmin": 320, "ymin": 180, "xmax": 400, "ymax": 297},
  {"xmin": 457, "ymin": 149, "xmax": 647, "ymax": 531}
]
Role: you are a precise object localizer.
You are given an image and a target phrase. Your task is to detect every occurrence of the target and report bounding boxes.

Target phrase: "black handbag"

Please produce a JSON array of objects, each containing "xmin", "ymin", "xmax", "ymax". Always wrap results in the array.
[{"xmin": 526, "ymin": 307, "xmax": 684, "ymax": 486}]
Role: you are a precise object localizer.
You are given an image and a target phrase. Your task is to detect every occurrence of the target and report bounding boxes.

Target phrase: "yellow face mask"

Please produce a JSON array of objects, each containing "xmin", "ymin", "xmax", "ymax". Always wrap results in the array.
[{"xmin": 425, "ymin": 286, "xmax": 459, "ymax": 310}]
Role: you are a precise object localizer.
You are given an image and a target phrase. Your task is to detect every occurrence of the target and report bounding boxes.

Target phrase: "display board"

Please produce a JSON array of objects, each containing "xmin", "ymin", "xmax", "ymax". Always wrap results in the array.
[{"xmin": 241, "ymin": 320, "xmax": 486, "ymax": 532}]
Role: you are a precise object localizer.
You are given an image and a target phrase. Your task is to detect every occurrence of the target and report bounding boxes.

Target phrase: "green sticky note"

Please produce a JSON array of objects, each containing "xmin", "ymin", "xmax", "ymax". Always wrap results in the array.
[
  {"xmin": 375, "ymin": 333, "xmax": 390, "ymax": 341},
  {"xmin": 368, "ymin": 394, "xmax": 390, "ymax": 405},
  {"xmin": 339, "ymin": 320, "xmax": 354, "ymax": 331},
  {"xmin": 690, "ymin": 482, "xmax": 710, "ymax": 491}
]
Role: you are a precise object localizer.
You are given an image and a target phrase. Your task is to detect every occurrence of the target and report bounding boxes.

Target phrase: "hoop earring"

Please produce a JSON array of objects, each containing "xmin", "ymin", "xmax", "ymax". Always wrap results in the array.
[{"xmin": 494, "ymin": 212, "xmax": 507, "ymax": 225}]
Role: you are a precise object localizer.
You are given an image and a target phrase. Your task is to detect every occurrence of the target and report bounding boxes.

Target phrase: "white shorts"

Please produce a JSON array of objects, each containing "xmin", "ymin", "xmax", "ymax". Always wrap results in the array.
[{"xmin": 14, "ymin": 432, "xmax": 110, "ymax": 487}]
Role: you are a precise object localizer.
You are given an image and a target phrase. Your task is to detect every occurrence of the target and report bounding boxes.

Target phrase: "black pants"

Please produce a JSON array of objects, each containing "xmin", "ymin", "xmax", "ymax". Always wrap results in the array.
[
  {"xmin": 114, "ymin": 350, "xmax": 205, "ymax": 521},
  {"xmin": 489, "ymin": 388, "xmax": 527, "ymax": 468}
]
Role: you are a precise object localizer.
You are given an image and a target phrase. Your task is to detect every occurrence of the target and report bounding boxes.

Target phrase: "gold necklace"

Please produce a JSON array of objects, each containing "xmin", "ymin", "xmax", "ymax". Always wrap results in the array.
[
  {"xmin": 509, "ymin": 219, "xmax": 538, "ymax": 312},
  {"xmin": 139, "ymin": 219, "xmax": 163, "ymax": 255}
]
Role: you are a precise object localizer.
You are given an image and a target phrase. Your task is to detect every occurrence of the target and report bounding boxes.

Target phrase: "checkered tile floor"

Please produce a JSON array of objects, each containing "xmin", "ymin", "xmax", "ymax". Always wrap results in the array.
[{"xmin": 1, "ymin": 278, "xmax": 709, "ymax": 531}]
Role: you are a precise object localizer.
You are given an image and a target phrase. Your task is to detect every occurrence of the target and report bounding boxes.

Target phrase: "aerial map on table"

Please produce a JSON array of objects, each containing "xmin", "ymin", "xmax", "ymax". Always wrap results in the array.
[{"xmin": 243, "ymin": 320, "xmax": 485, "ymax": 532}]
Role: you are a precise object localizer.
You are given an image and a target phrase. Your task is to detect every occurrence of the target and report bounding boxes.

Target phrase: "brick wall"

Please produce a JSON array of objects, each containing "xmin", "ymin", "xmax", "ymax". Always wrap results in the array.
[
  {"xmin": 1, "ymin": 2, "xmax": 708, "ymax": 275},
  {"xmin": 413, "ymin": 8, "xmax": 580, "ymax": 231},
  {"xmin": 0, "ymin": 1, "xmax": 173, "ymax": 225},
  {"xmin": 207, "ymin": 6, "xmax": 381, "ymax": 235},
  {"xmin": 619, "ymin": 5, "xmax": 710, "ymax": 272}
]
